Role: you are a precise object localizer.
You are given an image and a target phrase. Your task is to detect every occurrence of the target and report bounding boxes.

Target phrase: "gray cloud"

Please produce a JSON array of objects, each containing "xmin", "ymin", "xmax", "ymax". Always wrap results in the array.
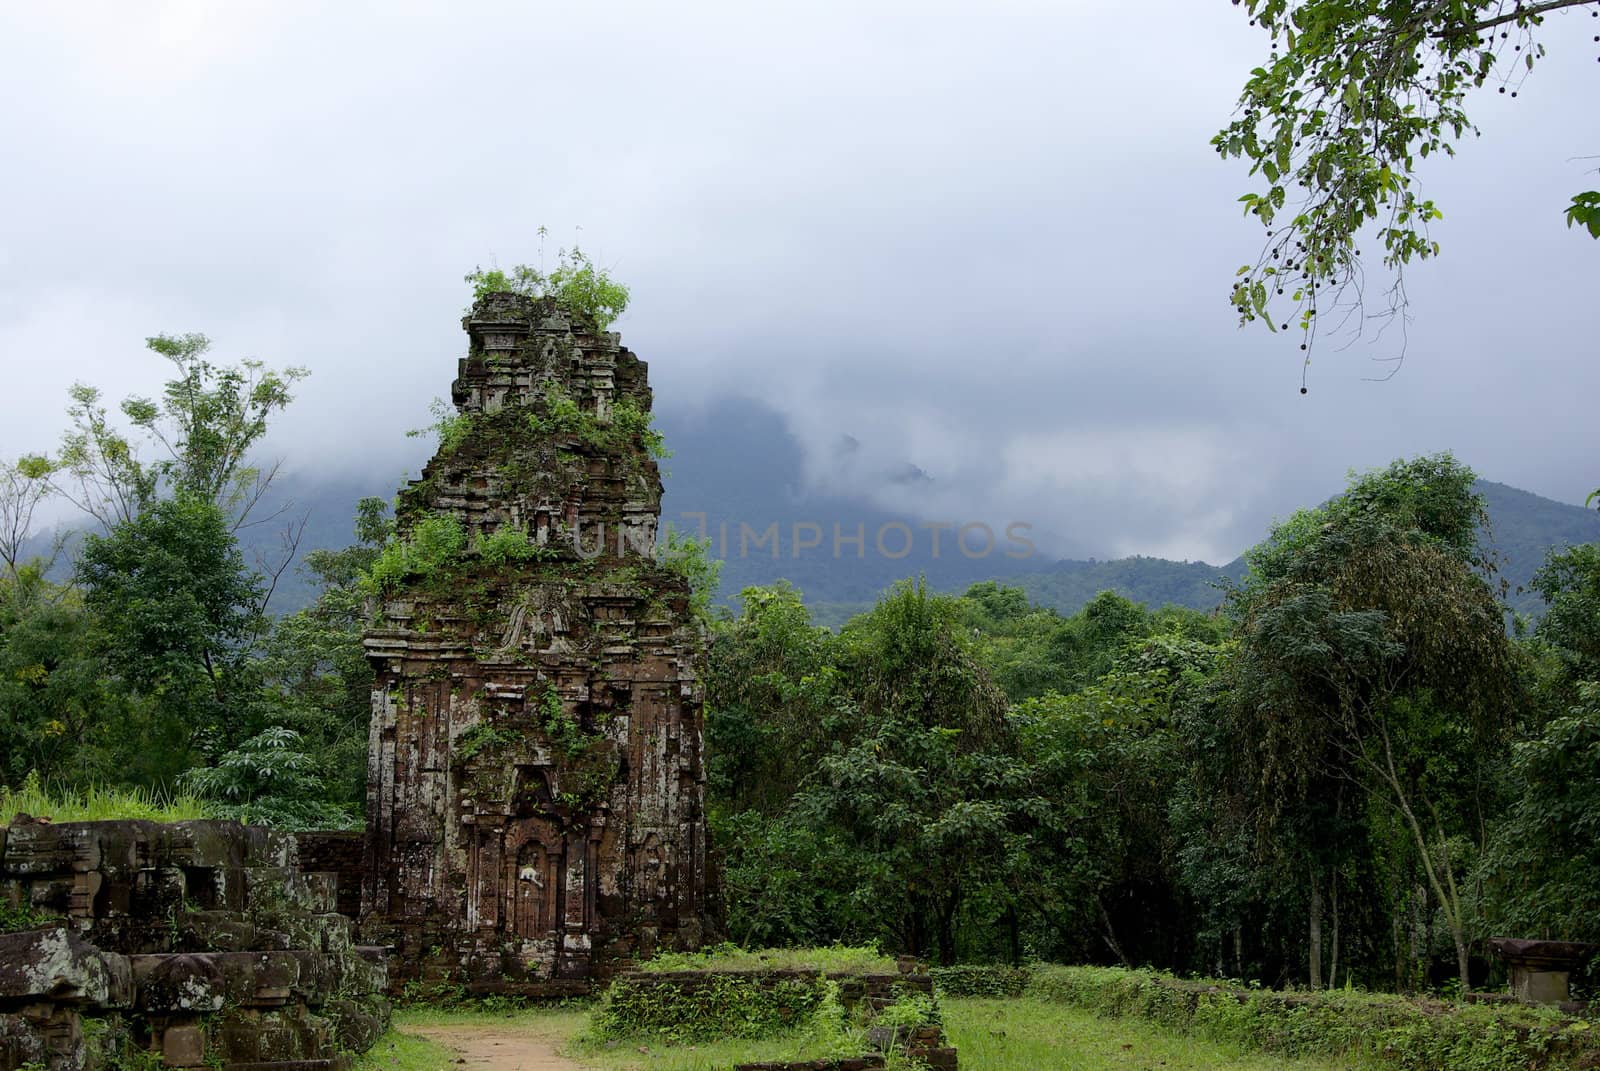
[{"xmin": 2, "ymin": 0, "xmax": 1595, "ymax": 564}]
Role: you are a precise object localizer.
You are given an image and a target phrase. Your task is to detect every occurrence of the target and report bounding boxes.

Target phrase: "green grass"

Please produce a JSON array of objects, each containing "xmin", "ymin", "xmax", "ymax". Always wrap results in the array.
[
  {"xmin": 351, "ymin": 1028, "xmax": 459, "ymax": 1071},
  {"xmin": 0, "ymin": 774, "xmax": 214, "ymax": 826},
  {"xmin": 943, "ymin": 996, "xmax": 1352, "ymax": 1070},
  {"xmin": 635, "ymin": 943, "xmax": 898, "ymax": 975},
  {"xmin": 568, "ymin": 1026, "xmax": 889, "ymax": 1070}
]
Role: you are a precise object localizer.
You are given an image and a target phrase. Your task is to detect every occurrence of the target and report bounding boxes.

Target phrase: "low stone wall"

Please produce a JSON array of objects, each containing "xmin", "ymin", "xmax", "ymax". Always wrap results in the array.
[
  {"xmin": 613, "ymin": 968, "xmax": 957, "ymax": 1070},
  {"xmin": 734, "ymin": 1060, "xmax": 884, "ymax": 1071},
  {"xmin": 0, "ymin": 818, "xmax": 389, "ymax": 1071}
]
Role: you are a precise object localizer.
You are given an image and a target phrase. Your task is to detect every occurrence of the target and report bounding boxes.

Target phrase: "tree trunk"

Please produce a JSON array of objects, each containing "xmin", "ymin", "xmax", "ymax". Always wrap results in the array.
[
  {"xmin": 1455, "ymin": 934, "xmax": 1471, "ymax": 994},
  {"xmin": 1329, "ymin": 875, "xmax": 1341, "ymax": 990},
  {"xmin": 1374, "ymin": 725, "xmax": 1473, "ymax": 993},
  {"xmin": 1309, "ymin": 867, "xmax": 1324, "ymax": 989},
  {"xmin": 1392, "ymin": 897, "xmax": 1407, "ymax": 993},
  {"xmin": 1096, "ymin": 894, "xmax": 1132, "ymax": 967}
]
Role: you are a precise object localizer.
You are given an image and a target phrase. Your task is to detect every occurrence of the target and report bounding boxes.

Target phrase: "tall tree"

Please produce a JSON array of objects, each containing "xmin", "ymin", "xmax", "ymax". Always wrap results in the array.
[
  {"xmin": 75, "ymin": 494, "xmax": 265, "ymax": 783},
  {"xmin": 0, "ymin": 457, "xmax": 56, "ymax": 582},
  {"xmin": 1223, "ymin": 453, "xmax": 1519, "ymax": 988},
  {"xmin": 51, "ymin": 333, "xmax": 306, "ymax": 531}
]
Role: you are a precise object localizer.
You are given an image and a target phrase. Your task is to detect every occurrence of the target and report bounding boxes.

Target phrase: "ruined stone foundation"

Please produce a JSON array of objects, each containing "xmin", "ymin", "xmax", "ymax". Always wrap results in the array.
[
  {"xmin": 0, "ymin": 818, "xmax": 389, "ymax": 1071},
  {"xmin": 360, "ymin": 292, "xmax": 715, "ymax": 995}
]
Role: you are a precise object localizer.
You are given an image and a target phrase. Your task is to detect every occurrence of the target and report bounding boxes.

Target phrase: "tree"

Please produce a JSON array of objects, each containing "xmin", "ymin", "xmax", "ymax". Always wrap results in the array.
[
  {"xmin": 0, "ymin": 574, "xmax": 119, "ymax": 788},
  {"xmin": 705, "ymin": 582, "xmax": 842, "ymax": 815},
  {"xmin": 1217, "ymin": 0, "xmax": 1599, "ymax": 373},
  {"xmin": 0, "ymin": 457, "xmax": 56, "ymax": 582},
  {"xmin": 50, "ymin": 333, "xmax": 307, "ymax": 530},
  {"xmin": 75, "ymin": 495, "xmax": 265, "ymax": 782},
  {"xmin": 240, "ymin": 498, "xmax": 393, "ymax": 822},
  {"xmin": 1222, "ymin": 454, "xmax": 1520, "ymax": 989},
  {"xmin": 1479, "ymin": 681, "xmax": 1600, "ymax": 942},
  {"xmin": 1530, "ymin": 542, "xmax": 1600, "ymax": 685}
]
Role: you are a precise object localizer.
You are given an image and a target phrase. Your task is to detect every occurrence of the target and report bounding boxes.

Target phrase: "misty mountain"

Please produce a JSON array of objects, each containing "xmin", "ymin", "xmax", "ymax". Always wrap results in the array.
[{"xmin": 22, "ymin": 397, "xmax": 1599, "ymax": 626}]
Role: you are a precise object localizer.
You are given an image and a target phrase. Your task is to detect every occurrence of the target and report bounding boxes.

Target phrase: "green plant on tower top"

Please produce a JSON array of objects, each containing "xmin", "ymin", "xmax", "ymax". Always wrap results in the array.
[{"xmin": 464, "ymin": 243, "xmax": 629, "ymax": 331}]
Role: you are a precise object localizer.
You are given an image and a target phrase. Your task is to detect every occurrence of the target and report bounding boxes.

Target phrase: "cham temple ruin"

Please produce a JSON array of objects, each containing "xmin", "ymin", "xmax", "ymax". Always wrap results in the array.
[{"xmin": 357, "ymin": 291, "xmax": 716, "ymax": 993}]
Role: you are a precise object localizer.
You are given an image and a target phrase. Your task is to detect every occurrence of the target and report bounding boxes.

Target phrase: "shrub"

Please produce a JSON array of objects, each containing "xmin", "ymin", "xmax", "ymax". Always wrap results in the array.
[
  {"xmin": 453, "ymin": 722, "xmax": 516, "ymax": 764},
  {"xmin": 636, "ymin": 944, "xmax": 898, "ymax": 975},
  {"xmin": 464, "ymin": 246, "xmax": 629, "ymax": 330},
  {"xmin": 590, "ymin": 974, "xmax": 833, "ymax": 1043},
  {"xmin": 364, "ymin": 514, "xmax": 467, "ymax": 594},
  {"xmin": 406, "ymin": 398, "xmax": 474, "ymax": 454},
  {"xmin": 478, "ymin": 525, "xmax": 549, "ymax": 565},
  {"xmin": 656, "ymin": 530, "xmax": 721, "ymax": 624},
  {"xmin": 1024, "ymin": 965, "xmax": 1600, "ymax": 1071},
  {"xmin": 930, "ymin": 964, "xmax": 1031, "ymax": 998},
  {"xmin": 613, "ymin": 398, "xmax": 670, "ymax": 460}
]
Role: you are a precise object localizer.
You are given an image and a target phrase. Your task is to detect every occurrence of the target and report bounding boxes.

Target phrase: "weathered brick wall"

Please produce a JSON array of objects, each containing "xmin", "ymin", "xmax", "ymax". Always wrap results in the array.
[
  {"xmin": 294, "ymin": 832, "xmax": 364, "ymax": 919},
  {"xmin": 0, "ymin": 818, "xmax": 389, "ymax": 1071},
  {"xmin": 360, "ymin": 293, "xmax": 715, "ymax": 995}
]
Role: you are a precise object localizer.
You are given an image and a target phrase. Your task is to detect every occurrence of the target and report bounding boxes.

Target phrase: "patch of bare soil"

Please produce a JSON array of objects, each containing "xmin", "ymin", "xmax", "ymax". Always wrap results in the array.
[{"xmin": 412, "ymin": 1024, "xmax": 583, "ymax": 1071}]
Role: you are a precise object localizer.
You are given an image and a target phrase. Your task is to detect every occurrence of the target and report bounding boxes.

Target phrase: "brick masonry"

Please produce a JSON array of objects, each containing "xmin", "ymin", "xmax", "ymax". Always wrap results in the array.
[
  {"xmin": 293, "ymin": 833, "xmax": 364, "ymax": 920},
  {"xmin": 359, "ymin": 292, "xmax": 715, "ymax": 995}
]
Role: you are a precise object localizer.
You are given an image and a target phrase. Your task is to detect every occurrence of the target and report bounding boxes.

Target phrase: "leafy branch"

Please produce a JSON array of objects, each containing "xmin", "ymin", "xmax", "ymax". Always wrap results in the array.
[{"xmin": 1216, "ymin": 0, "xmax": 1600, "ymax": 381}]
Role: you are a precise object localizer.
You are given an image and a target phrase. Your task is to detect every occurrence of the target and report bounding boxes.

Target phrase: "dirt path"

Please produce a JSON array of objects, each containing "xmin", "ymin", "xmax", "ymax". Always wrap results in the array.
[{"xmin": 411, "ymin": 1025, "xmax": 584, "ymax": 1071}]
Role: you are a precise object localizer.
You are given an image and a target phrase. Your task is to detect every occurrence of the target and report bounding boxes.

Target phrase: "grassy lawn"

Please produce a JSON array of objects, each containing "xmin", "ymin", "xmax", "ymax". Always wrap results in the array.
[
  {"xmin": 633, "ymin": 943, "xmax": 899, "ymax": 974},
  {"xmin": 942, "ymin": 997, "xmax": 1353, "ymax": 1071},
  {"xmin": 365, "ymin": 999, "xmax": 1355, "ymax": 1070},
  {"xmin": 351, "ymin": 1026, "xmax": 460, "ymax": 1071}
]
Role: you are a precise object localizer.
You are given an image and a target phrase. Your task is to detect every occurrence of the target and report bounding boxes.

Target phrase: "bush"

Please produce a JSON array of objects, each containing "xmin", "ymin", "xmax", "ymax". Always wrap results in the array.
[
  {"xmin": 930, "ymin": 964, "xmax": 1031, "ymax": 998},
  {"xmin": 590, "ymin": 974, "xmax": 834, "ymax": 1043},
  {"xmin": 1024, "ymin": 965, "xmax": 1600, "ymax": 1071},
  {"xmin": 636, "ymin": 945, "xmax": 897, "ymax": 975},
  {"xmin": 478, "ymin": 525, "xmax": 549, "ymax": 566},
  {"xmin": 464, "ymin": 246, "xmax": 629, "ymax": 330},
  {"xmin": 364, "ymin": 514, "xmax": 467, "ymax": 594}
]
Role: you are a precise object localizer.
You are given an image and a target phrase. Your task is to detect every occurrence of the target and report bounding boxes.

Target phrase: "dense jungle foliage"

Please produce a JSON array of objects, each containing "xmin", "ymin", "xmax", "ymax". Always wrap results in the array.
[{"xmin": 3, "ymin": 334, "xmax": 1598, "ymax": 998}]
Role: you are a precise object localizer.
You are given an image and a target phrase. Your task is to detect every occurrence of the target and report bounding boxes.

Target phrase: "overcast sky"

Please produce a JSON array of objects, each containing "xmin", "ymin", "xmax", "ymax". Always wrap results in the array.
[{"xmin": 2, "ymin": 1, "xmax": 1595, "ymax": 565}]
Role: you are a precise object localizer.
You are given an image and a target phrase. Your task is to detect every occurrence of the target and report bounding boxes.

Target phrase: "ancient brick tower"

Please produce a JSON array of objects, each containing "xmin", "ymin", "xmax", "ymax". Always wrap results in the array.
[{"xmin": 360, "ymin": 291, "xmax": 713, "ymax": 994}]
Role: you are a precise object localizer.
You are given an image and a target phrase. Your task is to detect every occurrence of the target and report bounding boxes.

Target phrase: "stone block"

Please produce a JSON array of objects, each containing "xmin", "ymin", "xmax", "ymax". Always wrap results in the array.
[
  {"xmin": 178, "ymin": 910, "xmax": 259, "ymax": 952},
  {"xmin": 161, "ymin": 1023, "xmax": 207, "ymax": 1067},
  {"xmin": 130, "ymin": 954, "xmax": 226, "ymax": 1013},
  {"xmin": 1, "ymin": 815, "xmax": 390, "ymax": 1071},
  {"xmin": 0, "ymin": 927, "xmax": 132, "ymax": 1007},
  {"xmin": 160, "ymin": 822, "xmax": 250, "ymax": 870}
]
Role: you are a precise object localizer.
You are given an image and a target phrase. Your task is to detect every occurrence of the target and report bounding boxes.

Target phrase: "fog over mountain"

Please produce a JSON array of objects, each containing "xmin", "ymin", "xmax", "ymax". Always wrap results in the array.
[
  {"xmin": 160, "ymin": 395, "xmax": 1590, "ymax": 628},
  {"xmin": 3, "ymin": 3, "xmax": 1596, "ymax": 575}
]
